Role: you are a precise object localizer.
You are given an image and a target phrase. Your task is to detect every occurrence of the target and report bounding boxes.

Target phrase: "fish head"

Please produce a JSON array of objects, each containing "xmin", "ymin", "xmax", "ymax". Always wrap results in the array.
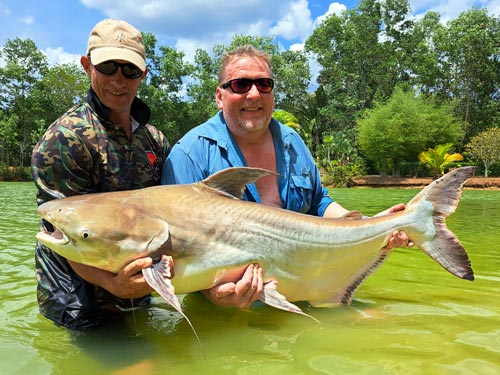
[{"xmin": 36, "ymin": 195, "xmax": 170, "ymax": 272}]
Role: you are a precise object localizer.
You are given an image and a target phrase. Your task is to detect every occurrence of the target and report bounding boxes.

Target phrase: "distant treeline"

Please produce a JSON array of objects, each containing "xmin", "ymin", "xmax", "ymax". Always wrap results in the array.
[{"xmin": 1, "ymin": 1, "xmax": 499, "ymax": 183}]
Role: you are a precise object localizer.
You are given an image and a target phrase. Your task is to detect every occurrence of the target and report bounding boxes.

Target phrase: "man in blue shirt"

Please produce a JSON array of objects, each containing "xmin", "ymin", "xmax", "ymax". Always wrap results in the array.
[
  {"xmin": 162, "ymin": 45, "xmax": 411, "ymax": 309},
  {"xmin": 162, "ymin": 111, "xmax": 332, "ymax": 216}
]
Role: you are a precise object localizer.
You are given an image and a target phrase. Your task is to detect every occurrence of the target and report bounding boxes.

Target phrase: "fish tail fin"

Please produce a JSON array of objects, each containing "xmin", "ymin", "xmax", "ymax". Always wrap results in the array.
[
  {"xmin": 425, "ymin": 216, "xmax": 474, "ymax": 280},
  {"xmin": 408, "ymin": 167, "xmax": 476, "ymax": 281}
]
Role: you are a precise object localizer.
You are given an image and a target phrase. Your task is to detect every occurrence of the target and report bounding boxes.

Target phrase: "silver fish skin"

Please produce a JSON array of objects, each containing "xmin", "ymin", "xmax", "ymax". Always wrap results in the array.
[{"xmin": 36, "ymin": 166, "xmax": 475, "ymax": 315}]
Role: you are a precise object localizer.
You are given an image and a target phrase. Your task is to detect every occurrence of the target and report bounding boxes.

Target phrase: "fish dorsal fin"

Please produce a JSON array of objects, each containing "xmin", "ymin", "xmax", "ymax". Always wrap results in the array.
[{"xmin": 201, "ymin": 167, "xmax": 277, "ymax": 199}]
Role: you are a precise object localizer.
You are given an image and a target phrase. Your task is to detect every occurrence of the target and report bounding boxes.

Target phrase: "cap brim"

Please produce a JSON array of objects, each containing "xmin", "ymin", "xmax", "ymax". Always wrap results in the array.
[{"xmin": 90, "ymin": 47, "xmax": 146, "ymax": 71}]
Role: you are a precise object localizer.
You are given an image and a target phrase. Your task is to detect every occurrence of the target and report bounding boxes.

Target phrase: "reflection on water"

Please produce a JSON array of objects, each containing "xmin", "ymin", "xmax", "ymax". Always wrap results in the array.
[{"xmin": 1, "ymin": 182, "xmax": 499, "ymax": 374}]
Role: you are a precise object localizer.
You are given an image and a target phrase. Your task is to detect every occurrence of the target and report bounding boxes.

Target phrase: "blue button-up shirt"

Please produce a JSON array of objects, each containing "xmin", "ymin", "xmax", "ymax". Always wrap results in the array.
[{"xmin": 162, "ymin": 111, "xmax": 333, "ymax": 216}]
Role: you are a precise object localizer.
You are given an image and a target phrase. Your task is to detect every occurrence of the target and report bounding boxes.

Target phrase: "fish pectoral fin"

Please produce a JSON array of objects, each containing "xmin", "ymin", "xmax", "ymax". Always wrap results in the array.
[
  {"xmin": 142, "ymin": 256, "xmax": 202, "ymax": 350},
  {"xmin": 259, "ymin": 280, "xmax": 321, "ymax": 324},
  {"xmin": 146, "ymin": 219, "xmax": 170, "ymax": 252},
  {"xmin": 142, "ymin": 255, "xmax": 180, "ymax": 312}
]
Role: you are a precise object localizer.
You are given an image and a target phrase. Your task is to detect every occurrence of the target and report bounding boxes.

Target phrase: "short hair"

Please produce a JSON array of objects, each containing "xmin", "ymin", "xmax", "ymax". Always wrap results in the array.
[{"xmin": 218, "ymin": 45, "xmax": 273, "ymax": 84}]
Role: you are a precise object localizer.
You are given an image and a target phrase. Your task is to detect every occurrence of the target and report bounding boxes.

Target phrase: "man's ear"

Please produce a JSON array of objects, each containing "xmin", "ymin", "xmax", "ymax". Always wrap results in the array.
[
  {"xmin": 80, "ymin": 55, "xmax": 92, "ymax": 77},
  {"xmin": 215, "ymin": 86, "xmax": 224, "ymax": 110}
]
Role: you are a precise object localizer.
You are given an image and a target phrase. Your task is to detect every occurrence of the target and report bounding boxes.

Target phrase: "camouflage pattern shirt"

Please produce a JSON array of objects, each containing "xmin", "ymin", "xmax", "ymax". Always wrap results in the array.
[{"xmin": 32, "ymin": 89, "xmax": 170, "ymax": 329}]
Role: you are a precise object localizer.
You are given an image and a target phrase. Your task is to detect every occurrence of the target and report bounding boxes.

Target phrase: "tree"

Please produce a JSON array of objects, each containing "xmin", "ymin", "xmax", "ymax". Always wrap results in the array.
[
  {"xmin": 186, "ymin": 48, "xmax": 219, "ymax": 126},
  {"xmin": 139, "ymin": 33, "xmax": 195, "ymax": 143},
  {"xmin": 317, "ymin": 127, "xmax": 366, "ymax": 187},
  {"xmin": 0, "ymin": 113, "xmax": 19, "ymax": 165},
  {"xmin": 273, "ymin": 109, "xmax": 299, "ymax": 129},
  {"xmin": 305, "ymin": 3, "xmax": 500, "ymax": 172},
  {"xmin": 31, "ymin": 63, "xmax": 88, "ymax": 129},
  {"xmin": 418, "ymin": 143, "xmax": 464, "ymax": 178},
  {"xmin": 464, "ymin": 127, "xmax": 500, "ymax": 177},
  {"xmin": 358, "ymin": 86, "xmax": 463, "ymax": 175},
  {"xmin": 0, "ymin": 38, "xmax": 49, "ymax": 165},
  {"xmin": 433, "ymin": 9, "xmax": 500, "ymax": 143},
  {"xmin": 305, "ymin": 0, "xmax": 416, "ymax": 133},
  {"xmin": 271, "ymin": 49, "xmax": 310, "ymax": 113},
  {"xmin": 272, "ymin": 108, "xmax": 317, "ymax": 152}
]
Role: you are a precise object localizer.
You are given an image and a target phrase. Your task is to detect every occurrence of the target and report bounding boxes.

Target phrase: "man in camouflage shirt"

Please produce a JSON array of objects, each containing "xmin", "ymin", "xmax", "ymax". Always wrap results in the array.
[{"xmin": 31, "ymin": 19, "xmax": 169, "ymax": 329}]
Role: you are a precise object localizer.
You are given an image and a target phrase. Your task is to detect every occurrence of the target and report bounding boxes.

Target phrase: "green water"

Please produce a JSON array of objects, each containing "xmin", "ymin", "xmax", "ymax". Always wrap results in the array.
[{"xmin": 0, "ymin": 182, "xmax": 499, "ymax": 375}]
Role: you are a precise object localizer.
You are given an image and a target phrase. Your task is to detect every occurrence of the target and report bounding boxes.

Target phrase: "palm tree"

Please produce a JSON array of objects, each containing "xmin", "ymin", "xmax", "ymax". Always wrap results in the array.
[
  {"xmin": 418, "ymin": 143, "xmax": 464, "ymax": 178},
  {"xmin": 273, "ymin": 109, "xmax": 312, "ymax": 149}
]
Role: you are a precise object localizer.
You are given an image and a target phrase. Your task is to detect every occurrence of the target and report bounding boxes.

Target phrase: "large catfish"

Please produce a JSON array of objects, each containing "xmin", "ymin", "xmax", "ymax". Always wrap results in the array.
[{"xmin": 35, "ymin": 166, "xmax": 475, "ymax": 332}]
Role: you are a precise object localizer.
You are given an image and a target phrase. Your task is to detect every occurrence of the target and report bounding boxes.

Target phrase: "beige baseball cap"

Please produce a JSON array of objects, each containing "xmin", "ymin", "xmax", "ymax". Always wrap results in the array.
[{"xmin": 86, "ymin": 19, "xmax": 146, "ymax": 71}]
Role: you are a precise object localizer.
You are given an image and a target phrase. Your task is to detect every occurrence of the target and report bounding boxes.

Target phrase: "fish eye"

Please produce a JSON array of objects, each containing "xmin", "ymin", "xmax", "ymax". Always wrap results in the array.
[{"xmin": 81, "ymin": 230, "xmax": 92, "ymax": 240}]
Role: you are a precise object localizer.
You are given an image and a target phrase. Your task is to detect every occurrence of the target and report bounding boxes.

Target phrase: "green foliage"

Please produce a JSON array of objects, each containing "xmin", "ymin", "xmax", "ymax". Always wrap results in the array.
[
  {"xmin": 464, "ymin": 127, "xmax": 500, "ymax": 177},
  {"xmin": 186, "ymin": 48, "xmax": 219, "ymax": 125},
  {"xmin": 272, "ymin": 49, "xmax": 311, "ymax": 112},
  {"xmin": 305, "ymin": 0, "xmax": 417, "ymax": 131},
  {"xmin": 272, "ymin": 109, "xmax": 298, "ymax": 126},
  {"xmin": 273, "ymin": 109, "xmax": 304, "ymax": 138},
  {"xmin": 33, "ymin": 63, "xmax": 88, "ymax": 120},
  {"xmin": 432, "ymin": 9, "xmax": 500, "ymax": 141},
  {"xmin": 418, "ymin": 143, "xmax": 464, "ymax": 178},
  {"xmin": 0, "ymin": 165, "xmax": 31, "ymax": 181},
  {"xmin": 0, "ymin": 113, "xmax": 19, "ymax": 166},
  {"xmin": 0, "ymin": 37, "xmax": 49, "ymax": 166},
  {"xmin": 1, "ymin": 3, "xmax": 499, "ymax": 180},
  {"xmin": 139, "ymin": 35, "xmax": 196, "ymax": 143},
  {"xmin": 357, "ymin": 86, "xmax": 463, "ymax": 175},
  {"xmin": 305, "ymin": 2, "xmax": 499, "ymax": 176},
  {"xmin": 317, "ymin": 128, "xmax": 365, "ymax": 187}
]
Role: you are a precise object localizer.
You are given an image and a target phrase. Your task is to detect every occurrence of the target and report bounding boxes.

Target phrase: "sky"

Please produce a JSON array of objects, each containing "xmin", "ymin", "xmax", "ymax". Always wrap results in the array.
[{"xmin": 0, "ymin": 0, "xmax": 498, "ymax": 67}]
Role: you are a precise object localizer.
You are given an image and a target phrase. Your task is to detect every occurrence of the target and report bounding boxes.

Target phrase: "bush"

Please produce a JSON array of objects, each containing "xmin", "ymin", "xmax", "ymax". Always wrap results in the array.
[
  {"xmin": 0, "ymin": 166, "xmax": 32, "ymax": 181},
  {"xmin": 321, "ymin": 163, "xmax": 365, "ymax": 188}
]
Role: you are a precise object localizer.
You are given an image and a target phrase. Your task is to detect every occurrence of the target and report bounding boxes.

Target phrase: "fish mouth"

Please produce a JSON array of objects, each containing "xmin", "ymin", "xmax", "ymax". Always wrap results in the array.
[{"xmin": 36, "ymin": 226, "xmax": 69, "ymax": 247}]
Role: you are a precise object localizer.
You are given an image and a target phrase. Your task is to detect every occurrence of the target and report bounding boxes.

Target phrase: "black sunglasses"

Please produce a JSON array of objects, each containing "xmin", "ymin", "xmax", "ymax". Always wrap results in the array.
[
  {"xmin": 221, "ymin": 78, "xmax": 274, "ymax": 94},
  {"xmin": 93, "ymin": 61, "xmax": 143, "ymax": 79}
]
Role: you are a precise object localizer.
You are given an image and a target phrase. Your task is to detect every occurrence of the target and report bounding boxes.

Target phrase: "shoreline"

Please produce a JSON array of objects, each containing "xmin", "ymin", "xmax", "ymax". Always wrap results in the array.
[{"xmin": 352, "ymin": 176, "xmax": 500, "ymax": 190}]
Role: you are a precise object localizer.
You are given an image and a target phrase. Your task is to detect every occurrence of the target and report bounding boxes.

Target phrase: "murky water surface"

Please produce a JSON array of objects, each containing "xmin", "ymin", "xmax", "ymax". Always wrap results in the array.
[{"xmin": 1, "ymin": 182, "xmax": 499, "ymax": 374}]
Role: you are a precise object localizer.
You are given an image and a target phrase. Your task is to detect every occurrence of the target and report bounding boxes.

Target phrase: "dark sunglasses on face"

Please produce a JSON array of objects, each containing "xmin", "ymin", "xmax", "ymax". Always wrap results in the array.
[
  {"xmin": 221, "ymin": 78, "xmax": 274, "ymax": 94},
  {"xmin": 93, "ymin": 60, "xmax": 143, "ymax": 79}
]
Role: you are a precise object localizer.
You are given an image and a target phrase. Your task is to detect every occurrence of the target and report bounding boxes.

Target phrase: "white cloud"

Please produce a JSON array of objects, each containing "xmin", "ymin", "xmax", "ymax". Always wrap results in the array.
[
  {"xmin": 409, "ymin": 0, "xmax": 485, "ymax": 21},
  {"xmin": 270, "ymin": 0, "xmax": 314, "ymax": 40},
  {"xmin": 80, "ymin": 0, "xmax": 290, "ymax": 40},
  {"xmin": 43, "ymin": 47, "xmax": 80, "ymax": 66},
  {"xmin": 289, "ymin": 43, "xmax": 305, "ymax": 52},
  {"xmin": 79, "ymin": 0, "xmax": 302, "ymax": 62},
  {"xmin": 21, "ymin": 15, "xmax": 34, "ymax": 25},
  {"xmin": 484, "ymin": 0, "xmax": 500, "ymax": 16},
  {"xmin": 175, "ymin": 38, "xmax": 212, "ymax": 63},
  {"xmin": 314, "ymin": 2, "xmax": 347, "ymax": 27}
]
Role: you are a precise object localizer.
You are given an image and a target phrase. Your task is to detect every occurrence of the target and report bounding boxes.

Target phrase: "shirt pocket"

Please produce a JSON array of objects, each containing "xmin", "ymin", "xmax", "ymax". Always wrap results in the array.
[{"xmin": 290, "ymin": 174, "xmax": 313, "ymax": 213}]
